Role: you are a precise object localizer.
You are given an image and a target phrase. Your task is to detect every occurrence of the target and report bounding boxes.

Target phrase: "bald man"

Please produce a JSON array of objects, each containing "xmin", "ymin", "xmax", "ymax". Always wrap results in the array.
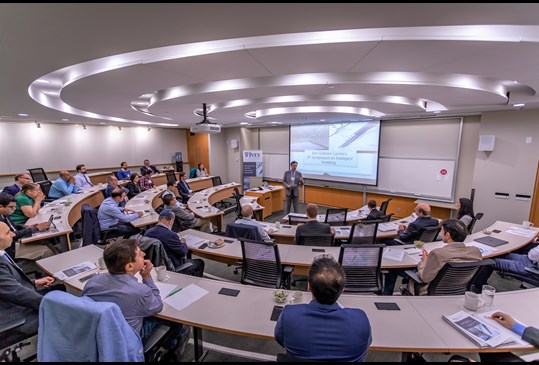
[
  {"xmin": 233, "ymin": 205, "xmax": 271, "ymax": 241},
  {"xmin": 390, "ymin": 203, "xmax": 439, "ymax": 245},
  {"xmin": 48, "ymin": 170, "xmax": 79, "ymax": 199}
]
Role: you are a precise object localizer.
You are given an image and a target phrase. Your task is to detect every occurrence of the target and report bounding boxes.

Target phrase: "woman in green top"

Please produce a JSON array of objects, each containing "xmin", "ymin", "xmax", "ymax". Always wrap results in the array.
[{"xmin": 11, "ymin": 183, "xmax": 45, "ymax": 225}]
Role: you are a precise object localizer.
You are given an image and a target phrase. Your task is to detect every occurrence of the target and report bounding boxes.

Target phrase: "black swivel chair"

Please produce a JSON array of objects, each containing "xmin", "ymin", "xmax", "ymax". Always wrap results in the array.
[
  {"xmin": 288, "ymin": 215, "xmax": 308, "ymax": 225},
  {"xmin": 232, "ymin": 187, "xmax": 243, "ymax": 220},
  {"xmin": 297, "ymin": 233, "xmax": 335, "ymax": 247},
  {"xmin": 347, "ymin": 220, "xmax": 380, "ymax": 245},
  {"xmin": 80, "ymin": 204, "xmax": 123, "ymax": 246},
  {"xmin": 467, "ymin": 212, "xmax": 484, "ymax": 234},
  {"xmin": 405, "ymin": 259, "xmax": 495, "ymax": 296},
  {"xmin": 379, "ymin": 198, "xmax": 392, "ymax": 215},
  {"xmin": 211, "ymin": 176, "xmax": 233, "ymax": 209},
  {"xmin": 378, "ymin": 213, "xmax": 394, "ymax": 222},
  {"xmin": 165, "ymin": 171, "xmax": 177, "ymax": 182},
  {"xmin": 239, "ymin": 238, "xmax": 293, "ymax": 289},
  {"xmin": 324, "ymin": 208, "xmax": 348, "ymax": 226},
  {"xmin": 225, "ymin": 223, "xmax": 262, "ymax": 241},
  {"xmin": 496, "ymin": 264, "xmax": 539, "ymax": 288},
  {"xmin": 28, "ymin": 168, "xmax": 48, "ymax": 183},
  {"xmin": 338, "ymin": 243, "xmax": 386, "ymax": 294},
  {"xmin": 37, "ymin": 180, "xmax": 56, "ymax": 203},
  {"xmin": 416, "ymin": 225, "xmax": 442, "ymax": 243}
]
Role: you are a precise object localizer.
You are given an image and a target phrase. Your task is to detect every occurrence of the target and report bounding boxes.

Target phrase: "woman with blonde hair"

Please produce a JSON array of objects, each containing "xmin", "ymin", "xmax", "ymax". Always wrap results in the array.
[{"xmin": 11, "ymin": 183, "xmax": 45, "ymax": 225}]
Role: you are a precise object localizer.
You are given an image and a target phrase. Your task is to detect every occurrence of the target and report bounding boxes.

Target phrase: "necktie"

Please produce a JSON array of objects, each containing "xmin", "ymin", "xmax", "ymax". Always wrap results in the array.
[
  {"xmin": 84, "ymin": 174, "xmax": 93, "ymax": 186},
  {"xmin": 2, "ymin": 215, "xmax": 16, "ymax": 232}
]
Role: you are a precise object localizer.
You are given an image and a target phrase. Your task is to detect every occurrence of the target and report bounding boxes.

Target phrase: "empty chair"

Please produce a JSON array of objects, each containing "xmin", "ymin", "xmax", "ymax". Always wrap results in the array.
[
  {"xmin": 225, "ymin": 222, "xmax": 262, "ymax": 241},
  {"xmin": 405, "ymin": 259, "xmax": 495, "ymax": 296},
  {"xmin": 239, "ymin": 238, "xmax": 293, "ymax": 289},
  {"xmin": 379, "ymin": 198, "xmax": 392, "ymax": 215},
  {"xmin": 297, "ymin": 232, "xmax": 335, "ymax": 247},
  {"xmin": 288, "ymin": 215, "xmax": 307, "ymax": 225},
  {"xmin": 467, "ymin": 212, "xmax": 484, "ymax": 234},
  {"xmin": 338, "ymin": 244, "xmax": 385, "ymax": 294},
  {"xmin": 417, "ymin": 225, "xmax": 442, "ymax": 243},
  {"xmin": 165, "ymin": 171, "xmax": 176, "ymax": 182},
  {"xmin": 189, "ymin": 167, "xmax": 198, "ymax": 179},
  {"xmin": 378, "ymin": 213, "xmax": 394, "ymax": 223},
  {"xmin": 28, "ymin": 168, "xmax": 48, "ymax": 183},
  {"xmin": 37, "ymin": 180, "xmax": 55, "ymax": 202},
  {"xmin": 324, "ymin": 208, "xmax": 348, "ymax": 226},
  {"xmin": 347, "ymin": 221, "xmax": 379, "ymax": 245},
  {"xmin": 211, "ymin": 176, "xmax": 223, "ymax": 186},
  {"xmin": 80, "ymin": 204, "xmax": 122, "ymax": 246}
]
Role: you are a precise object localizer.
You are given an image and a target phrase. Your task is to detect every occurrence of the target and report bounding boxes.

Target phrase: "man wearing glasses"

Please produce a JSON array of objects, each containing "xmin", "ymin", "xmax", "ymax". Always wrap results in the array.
[{"xmin": 2, "ymin": 173, "xmax": 32, "ymax": 196}]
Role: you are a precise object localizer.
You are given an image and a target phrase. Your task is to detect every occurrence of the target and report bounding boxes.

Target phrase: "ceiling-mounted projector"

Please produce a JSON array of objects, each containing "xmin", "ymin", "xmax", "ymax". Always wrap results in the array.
[{"xmin": 190, "ymin": 103, "xmax": 221, "ymax": 134}]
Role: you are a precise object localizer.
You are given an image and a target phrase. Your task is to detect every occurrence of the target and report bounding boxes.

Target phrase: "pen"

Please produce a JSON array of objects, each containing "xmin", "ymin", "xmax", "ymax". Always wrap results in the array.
[{"xmin": 166, "ymin": 287, "xmax": 182, "ymax": 298}]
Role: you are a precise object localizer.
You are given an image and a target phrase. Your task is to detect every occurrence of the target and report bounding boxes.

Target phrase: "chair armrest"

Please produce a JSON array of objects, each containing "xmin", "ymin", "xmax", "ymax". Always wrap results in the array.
[
  {"xmin": 176, "ymin": 261, "xmax": 193, "ymax": 273},
  {"xmin": 283, "ymin": 265, "xmax": 294, "ymax": 274},
  {"xmin": 142, "ymin": 323, "xmax": 172, "ymax": 354},
  {"xmin": 525, "ymin": 266, "xmax": 539, "ymax": 276},
  {"xmin": 404, "ymin": 269, "xmax": 424, "ymax": 284}
]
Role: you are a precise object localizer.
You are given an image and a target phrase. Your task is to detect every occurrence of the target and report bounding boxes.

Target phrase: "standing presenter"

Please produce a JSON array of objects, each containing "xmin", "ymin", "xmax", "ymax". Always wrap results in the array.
[{"xmin": 283, "ymin": 161, "xmax": 304, "ymax": 214}]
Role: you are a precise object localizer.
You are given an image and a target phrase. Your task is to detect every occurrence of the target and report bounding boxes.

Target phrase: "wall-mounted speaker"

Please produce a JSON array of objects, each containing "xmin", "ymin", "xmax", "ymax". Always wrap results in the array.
[
  {"xmin": 478, "ymin": 135, "xmax": 495, "ymax": 152},
  {"xmin": 230, "ymin": 139, "xmax": 239, "ymax": 149}
]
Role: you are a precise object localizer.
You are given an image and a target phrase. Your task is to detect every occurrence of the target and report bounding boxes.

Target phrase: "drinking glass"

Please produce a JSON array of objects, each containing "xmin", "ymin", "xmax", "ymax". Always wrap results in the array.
[{"xmin": 481, "ymin": 284, "xmax": 496, "ymax": 306}]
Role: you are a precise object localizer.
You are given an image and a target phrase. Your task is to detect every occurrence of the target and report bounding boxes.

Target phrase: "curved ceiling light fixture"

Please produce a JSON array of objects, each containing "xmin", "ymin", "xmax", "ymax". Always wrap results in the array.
[{"xmin": 28, "ymin": 25, "xmax": 539, "ymax": 125}]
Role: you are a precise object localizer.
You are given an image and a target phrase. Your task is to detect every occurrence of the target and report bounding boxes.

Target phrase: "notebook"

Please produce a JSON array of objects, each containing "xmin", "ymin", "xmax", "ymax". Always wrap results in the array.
[{"xmin": 474, "ymin": 236, "xmax": 509, "ymax": 247}]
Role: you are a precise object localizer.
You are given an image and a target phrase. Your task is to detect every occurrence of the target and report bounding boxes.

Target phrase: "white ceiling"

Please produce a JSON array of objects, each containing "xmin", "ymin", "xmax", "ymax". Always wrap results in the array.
[{"xmin": 2, "ymin": 3, "xmax": 539, "ymax": 129}]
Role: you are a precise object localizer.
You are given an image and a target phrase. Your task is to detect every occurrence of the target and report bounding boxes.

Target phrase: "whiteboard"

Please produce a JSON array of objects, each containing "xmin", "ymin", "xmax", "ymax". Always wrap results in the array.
[
  {"xmin": 262, "ymin": 154, "xmax": 289, "ymax": 180},
  {"xmin": 376, "ymin": 158, "xmax": 455, "ymax": 200}
]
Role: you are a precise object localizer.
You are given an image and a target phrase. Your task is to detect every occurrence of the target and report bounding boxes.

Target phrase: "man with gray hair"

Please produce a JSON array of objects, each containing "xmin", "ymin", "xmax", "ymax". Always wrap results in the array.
[
  {"xmin": 2, "ymin": 173, "xmax": 32, "ymax": 196},
  {"xmin": 145, "ymin": 209, "xmax": 204, "ymax": 277},
  {"xmin": 234, "ymin": 205, "xmax": 270, "ymax": 241}
]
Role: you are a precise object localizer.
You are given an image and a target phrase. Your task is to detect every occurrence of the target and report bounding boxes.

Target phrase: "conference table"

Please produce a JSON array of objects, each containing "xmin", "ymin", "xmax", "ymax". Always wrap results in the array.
[
  {"xmin": 280, "ymin": 204, "xmax": 371, "ymax": 225},
  {"xmin": 180, "ymin": 220, "xmax": 538, "ymax": 276},
  {"xmin": 36, "ymin": 245, "xmax": 539, "ymax": 361}
]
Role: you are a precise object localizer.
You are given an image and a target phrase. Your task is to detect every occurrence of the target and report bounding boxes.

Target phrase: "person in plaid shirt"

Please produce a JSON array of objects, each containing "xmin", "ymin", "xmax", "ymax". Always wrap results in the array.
[{"xmin": 138, "ymin": 170, "xmax": 154, "ymax": 192}]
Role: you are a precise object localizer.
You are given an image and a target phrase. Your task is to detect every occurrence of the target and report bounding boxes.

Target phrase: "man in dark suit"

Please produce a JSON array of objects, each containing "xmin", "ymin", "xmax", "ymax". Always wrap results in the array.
[
  {"xmin": 2, "ymin": 173, "xmax": 32, "ymax": 196},
  {"xmin": 282, "ymin": 161, "xmax": 304, "ymax": 214},
  {"xmin": 144, "ymin": 209, "xmax": 204, "ymax": 277},
  {"xmin": 365, "ymin": 199, "xmax": 383, "ymax": 221},
  {"xmin": 140, "ymin": 159, "xmax": 160, "ymax": 176},
  {"xmin": 295, "ymin": 204, "xmax": 334, "ymax": 244},
  {"xmin": 176, "ymin": 172, "xmax": 193, "ymax": 204},
  {"xmin": 386, "ymin": 203, "xmax": 439, "ymax": 245},
  {"xmin": 0, "ymin": 221, "xmax": 63, "ymax": 346}
]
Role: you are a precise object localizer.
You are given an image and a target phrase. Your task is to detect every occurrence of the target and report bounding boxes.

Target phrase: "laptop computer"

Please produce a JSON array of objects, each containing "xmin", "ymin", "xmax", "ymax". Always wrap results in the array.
[
  {"xmin": 38, "ymin": 215, "xmax": 54, "ymax": 232},
  {"xmin": 474, "ymin": 236, "xmax": 509, "ymax": 247}
]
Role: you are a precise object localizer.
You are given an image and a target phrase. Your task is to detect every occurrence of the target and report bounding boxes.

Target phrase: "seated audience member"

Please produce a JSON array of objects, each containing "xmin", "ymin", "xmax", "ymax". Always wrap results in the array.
[
  {"xmin": 234, "ymin": 205, "xmax": 271, "ymax": 241},
  {"xmin": 275, "ymin": 255, "xmax": 372, "ymax": 361},
  {"xmin": 48, "ymin": 170, "xmax": 79, "ymax": 199},
  {"xmin": 0, "ymin": 221, "xmax": 65, "ymax": 344},
  {"xmin": 456, "ymin": 197, "xmax": 475, "ymax": 229},
  {"xmin": 97, "ymin": 188, "xmax": 141, "ymax": 238},
  {"xmin": 73, "ymin": 164, "xmax": 93, "ymax": 189},
  {"xmin": 385, "ymin": 203, "xmax": 438, "ymax": 246},
  {"xmin": 144, "ymin": 209, "xmax": 205, "ymax": 277},
  {"xmin": 138, "ymin": 170, "xmax": 154, "ymax": 192},
  {"xmin": 195, "ymin": 163, "xmax": 208, "ymax": 178},
  {"xmin": 0, "ymin": 193, "xmax": 56, "ymax": 272},
  {"xmin": 161, "ymin": 194, "xmax": 210, "ymax": 233},
  {"xmin": 140, "ymin": 159, "xmax": 160, "ymax": 176},
  {"xmin": 82, "ymin": 239, "xmax": 189, "ymax": 359},
  {"xmin": 104, "ymin": 175, "xmax": 128, "ymax": 200},
  {"xmin": 117, "ymin": 161, "xmax": 131, "ymax": 180},
  {"xmin": 11, "ymin": 183, "xmax": 45, "ymax": 225},
  {"xmin": 176, "ymin": 172, "xmax": 193, "ymax": 204},
  {"xmin": 366, "ymin": 199, "xmax": 383, "ymax": 221},
  {"xmin": 294, "ymin": 203, "xmax": 334, "ymax": 244},
  {"xmin": 2, "ymin": 173, "xmax": 32, "ymax": 196},
  {"xmin": 490, "ymin": 311, "xmax": 538, "ymax": 348},
  {"xmin": 125, "ymin": 173, "xmax": 142, "ymax": 200},
  {"xmin": 161, "ymin": 181, "xmax": 179, "ymax": 200}
]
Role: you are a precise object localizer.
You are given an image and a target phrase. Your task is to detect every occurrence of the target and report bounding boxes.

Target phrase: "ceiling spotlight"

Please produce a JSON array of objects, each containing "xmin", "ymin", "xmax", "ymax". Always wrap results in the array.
[
  {"xmin": 118, "ymin": 126, "xmax": 122, "ymax": 131},
  {"xmin": 82, "ymin": 124, "xmax": 87, "ymax": 130},
  {"xmin": 35, "ymin": 121, "xmax": 41, "ymax": 128},
  {"xmin": 513, "ymin": 103, "xmax": 525, "ymax": 107}
]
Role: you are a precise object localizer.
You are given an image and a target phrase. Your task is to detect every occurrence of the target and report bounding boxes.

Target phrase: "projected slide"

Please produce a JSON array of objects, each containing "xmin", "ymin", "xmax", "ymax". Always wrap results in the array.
[{"xmin": 290, "ymin": 121, "xmax": 380, "ymax": 185}]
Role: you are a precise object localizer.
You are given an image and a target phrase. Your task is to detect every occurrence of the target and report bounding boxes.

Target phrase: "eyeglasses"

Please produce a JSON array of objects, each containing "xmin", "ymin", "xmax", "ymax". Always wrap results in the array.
[{"xmin": 6, "ymin": 205, "xmax": 16, "ymax": 210}]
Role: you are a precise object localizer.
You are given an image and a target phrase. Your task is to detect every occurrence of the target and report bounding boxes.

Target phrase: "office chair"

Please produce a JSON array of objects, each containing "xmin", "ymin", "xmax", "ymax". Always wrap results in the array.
[
  {"xmin": 0, "ymin": 319, "xmax": 37, "ymax": 362},
  {"xmin": 38, "ymin": 291, "xmax": 173, "ymax": 362},
  {"xmin": 379, "ymin": 198, "xmax": 392, "ymax": 215},
  {"xmin": 347, "ymin": 220, "xmax": 379, "ymax": 245},
  {"xmin": 80, "ymin": 204, "xmax": 123, "ymax": 246},
  {"xmin": 338, "ymin": 244, "xmax": 386, "ymax": 294},
  {"xmin": 27, "ymin": 168, "xmax": 48, "ymax": 183},
  {"xmin": 132, "ymin": 234, "xmax": 193, "ymax": 274},
  {"xmin": 288, "ymin": 215, "xmax": 307, "ymax": 225},
  {"xmin": 233, "ymin": 187, "xmax": 243, "ymax": 220},
  {"xmin": 378, "ymin": 213, "xmax": 394, "ymax": 222},
  {"xmin": 416, "ymin": 225, "xmax": 442, "ymax": 243},
  {"xmin": 324, "ymin": 208, "xmax": 348, "ymax": 226},
  {"xmin": 211, "ymin": 176, "xmax": 233, "ymax": 209},
  {"xmin": 36, "ymin": 180, "xmax": 56, "ymax": 203},
  {"xmin": 189, "ymin": 167, "xmax": 198, "ymax": 179},
  {"xmin": 239, "ymin": 238, "xmax": 293, "ymax": 289},
  {"xmin": 113, "ymin": 171, "xmax": 120, "ymax": 180},
  {"xmin": 404, "ymin": 259, "xmax": 495, "ymax": 296},
  {"xmin": 225, "ymin": 223, "xmax": 262, "ymax": 241},
  {"xmin": 165, "ymin": 171, "xmax": 177, "ymax": 182},
  {"xmin": 467, "ymin": 212, "xmax": 484, "ymax": 234},
  {"xmin": 296, "ymin": 232, "xmax": 335, "ymax": 247},
  {"xmin": 496, "ymin": 264, "xmax": 539, "ymax": 288}
]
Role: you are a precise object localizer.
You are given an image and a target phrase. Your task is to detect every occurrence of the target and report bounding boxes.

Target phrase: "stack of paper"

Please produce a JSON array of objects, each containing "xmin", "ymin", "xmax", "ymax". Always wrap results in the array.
[
  {"xmin": 506, "ymin": 226, "xmax": 537, "ymax": 238},
  {"xmin": 181, "ymin": 234, "xmax": 208, "ymax": 247},
  {"xmin": 378, "ymin": 222, "xmax": 399, "ymax": 232},
  {"xmin": 383, "ymin": 247, "xmax": 404, "ymax": 262}
]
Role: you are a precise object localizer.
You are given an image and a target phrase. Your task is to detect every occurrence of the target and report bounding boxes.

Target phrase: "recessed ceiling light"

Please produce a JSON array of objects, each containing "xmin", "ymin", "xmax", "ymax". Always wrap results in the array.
[
  {"xmin": 18, "ymin": 113, "xmax": 29, "ymax": 116},
  {"xmin": 433, "ymin": 111, "xmax": 442, "ymax": 114},
  {"xmin": 99, "ymin": 122, "xmax": 106, "ymax": 125},
  {"xmin": 320, "ymin": 119, "xmax": 325, "ymax": 122},
  {"xmin": 35, "ymin": 79, "xmax": 50, "ymax": 84},
  {"xmin": 513, "ymin": 103, "xmax": 525, "ymax": 107},
  {"xmin": 240, "ymin": 122, "xmax": 249, "ymax": 125},
  {"xmin": 62, "ymin": 118, "xmax": 69, "ymax": 121}
]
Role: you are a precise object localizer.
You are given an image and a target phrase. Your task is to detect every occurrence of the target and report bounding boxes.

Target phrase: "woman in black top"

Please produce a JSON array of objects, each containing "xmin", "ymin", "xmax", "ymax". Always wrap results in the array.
[{"xmin": 125, "ymin": 173, "xmax": 142, "ymax": 199}]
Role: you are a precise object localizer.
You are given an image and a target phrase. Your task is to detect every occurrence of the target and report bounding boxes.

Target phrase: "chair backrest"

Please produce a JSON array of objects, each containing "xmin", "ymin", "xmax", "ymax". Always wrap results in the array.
[
  {"xmin": 324, "ymin": 208, "xmax": 348, "ymax": 226},
  {"xmin": 378, "ymin": 213, "xmax": 393, "ymax": 222},
  {"xmin": 211, "ymin": 176, "xmax": 223, "ymax": 186},
  {"xmin": 467, "ymin": 212, "xmax": 484, "ymax": 234},
  {"xmin": 189, "ymin": 167, "xmax": 197, "ymax": 178},
  {"xmin": 417, "ymin": 225, "xmax": 442, "ymax": 243},
  {"xmin": 81, "ymin": 203, "xmax": 101, "ymax": 246},
  {"xmin": 338, "ymin": 244, "xmax": 385, "ymax": 294},
  {"xmin": 233, "ymin": 187, "xmax": 242, "ymax": 199},
  {"xmin": 28, "ymin": 168, "xmax": 48, "ymax": 183},
  {"xmin": 165, "ymin": 171, "xmax": 176, "ymax": 182},
  {"xmin": 240, "ymin": 238, "xmax": 283, "ymax": 288},
  {"xmin": 233, "ymin": 189, "xmax": 242, "ymax": 220},
  {"xmin": 426, "ymin": 259, "xmax": 495, "ymax": 296},
  {"xmin": 297, "ymin": 232, "xmax": 335, "ymax": 247},
  {"xmin": 348, "ymin": 221, "xmax": 379, "ymax": 245},
  {"xmin": 132, "ymin": 234, "xmax": 176, "ymax": 271},
  {"xmin": 113, "ymin": 171, "xmax": 120, "ymax": 180},
  {"xmin": 38, "ymin": 180, "xmax": 53, "ymax": 199},
  {"xmin": 379, "ymin": 198, "xmax": 392, "ymax": 215},
  {"xmin": 38, "ymin": 291, "xmax": 144, "ymax": 362},
  {"xmin": 225, "ymin": 222, "xmax": 262, "ymax": 241}
]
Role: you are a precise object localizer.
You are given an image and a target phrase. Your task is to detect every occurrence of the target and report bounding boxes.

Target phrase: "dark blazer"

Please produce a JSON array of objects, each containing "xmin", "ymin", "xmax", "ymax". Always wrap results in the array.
[
  {"xmin": 282, "ymin": 170, "xmax": 303, "ymax": 198},
  {"xmin": 523, "ymin": 326, "xmax": 539, "ymax": 348},
  {"xmin": 140, "ymin": 165, "xmax": 159, "ymax": 176},
  {"xmin": 124, "ymin": 182, "xmax": 141, "ymax": 199},
  {"xmin": 2, "ymin": 184, "xmax": 21, "ymax": 196},
  {"xmin": 0, "ymin": 214, "xmax": 34, "ymax": 258},
  {"xmin": 145, "ymin": 224, "xmax": 188, "ymax": 269},
  {"xmin": 176, "ymin": 180, "xmax": 191, "ymax": 203},
  {"xmin": 0, "ymin": 256, "xmax": 42, "ymax": 340},
  {"xmin": 295, "ymin": 220, "xmax": 332, "ymax": 244},
  {"xmin": 398, "ymin": 216, "xmax": 439, "ymax": 242},
  {"xmin": 366, "ymin": 208, "xmax": 383, "ymax": 221}
]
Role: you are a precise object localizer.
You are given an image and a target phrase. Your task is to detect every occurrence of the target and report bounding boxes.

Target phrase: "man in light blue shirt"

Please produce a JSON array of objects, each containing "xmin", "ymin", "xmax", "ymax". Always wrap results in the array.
[
  {"xmin": 117, "ymin": 162, "xmax": 131, "ymax": 180},
  {"xmin": 74, "ymin": 164, "xmax": 93, "ymax": 189},
  {"xmin": 48, "ymin": 171, "xmax": 79, "ymax": 199},
  {"xmin": 234, "ymin": 205, "xmax": 270, "ymax": 241},
  {"xmin": 97, "ymin": 188, "xmax": 141, "ymax": 237}
]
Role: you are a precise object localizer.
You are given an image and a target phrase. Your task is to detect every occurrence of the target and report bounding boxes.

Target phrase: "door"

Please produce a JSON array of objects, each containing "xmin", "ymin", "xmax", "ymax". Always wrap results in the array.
[{"xmin": 186, "ymin": 132, "xmax": 210, "ymax": 172}]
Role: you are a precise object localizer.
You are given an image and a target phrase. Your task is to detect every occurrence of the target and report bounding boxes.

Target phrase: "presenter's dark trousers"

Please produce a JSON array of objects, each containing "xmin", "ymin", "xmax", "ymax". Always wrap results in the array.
[{"xmin": 286, "ymin": 191, "xmax": 298, "ymax": 214}]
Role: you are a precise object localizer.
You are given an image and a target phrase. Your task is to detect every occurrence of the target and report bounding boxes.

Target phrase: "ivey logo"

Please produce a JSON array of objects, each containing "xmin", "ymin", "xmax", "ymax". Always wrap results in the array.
[{"xmin": 243, "ymin": 151, "xmax": 261, "ymax": 158}]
